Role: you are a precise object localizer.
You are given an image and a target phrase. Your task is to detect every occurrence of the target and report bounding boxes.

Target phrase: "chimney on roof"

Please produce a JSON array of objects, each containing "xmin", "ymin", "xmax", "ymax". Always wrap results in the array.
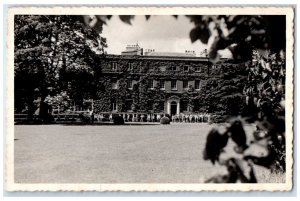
[
  {"xmin": 185, "ymin": 50, "xmax": 196, "ymax": 56},
  {"xmin": 145, "ymin": 49, "xmax": 150, "ymax": 55},
  {"xmin": 122, "ymin": 43, "xmax": 143, "ymax": 55},
  {"xmin": 144, "ymin": 49, "xmax": 155, "ymax": 55}
]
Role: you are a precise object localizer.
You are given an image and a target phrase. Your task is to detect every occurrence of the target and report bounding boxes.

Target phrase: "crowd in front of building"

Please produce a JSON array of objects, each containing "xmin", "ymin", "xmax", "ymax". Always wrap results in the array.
[{"xmin": 91, "ymin": 112, "xmax": 211, "ymax": 123}]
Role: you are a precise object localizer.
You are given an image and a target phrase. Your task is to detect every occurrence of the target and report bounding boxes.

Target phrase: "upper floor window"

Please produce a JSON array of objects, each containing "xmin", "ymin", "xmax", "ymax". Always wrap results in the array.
[
  {"xmin": 112, "ymin": 62, "xmax": 118, "ymax": 71},
  {"xmin": 195, "ymin": 80, "xmax": 201, "ymax": 90},
  {"xmin": 184, "ymin": 66, "xmax": 189, "ymax": 72},
  {"xmin": 171, "ymin": 66, "xmax": 177, "ymax": 71},
  {"xmin": 126, "ymin": 99, "xmax": 133, "ymax": 111},
  {"xmin": 159, "ymin": 80, "xmax": 165, "ymax": 90},
  {"xmin": 127, "ymin": 80, "xmax": 133, "ymax": 89},
  {"xmin": 111, "ymin": 80, "xmax": 118, "ymax": 89},
  {"xmin": 171, "ymin": 80, "xmax": 177, "ymax": 90},
  {"xmin": 128, "ymin": 63, "xmax": 133, "ymax": 70},
  {"xmin": 183, "ymin": 80, "xmax": 189, "ymax": 89},
  {"xmin": 195, "ymin": 66, "xmax": 201, "ymax": 72},
  {"xmin": 148, "ymin": 79, "xmax": 155, "ymax": 89}
]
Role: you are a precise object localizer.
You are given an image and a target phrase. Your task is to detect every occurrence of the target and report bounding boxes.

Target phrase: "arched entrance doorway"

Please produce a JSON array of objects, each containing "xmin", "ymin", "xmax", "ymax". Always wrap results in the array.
[
  {"xmin": 170, "ymin": 101, "xmax": 177, "ymax": 115},
  {"xmin": 167, "ymin": 96, "xmax": 180, "ymax": 115}
]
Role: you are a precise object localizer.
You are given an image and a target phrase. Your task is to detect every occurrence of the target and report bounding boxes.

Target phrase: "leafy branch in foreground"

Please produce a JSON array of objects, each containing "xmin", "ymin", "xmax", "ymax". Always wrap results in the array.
[
  {"xmin": 203, "ymin": 50, "xmax": 286, "ymax": 183},
  {"xmin": 83, "ymin": 15, "xmax": 285, "ymax": 63}
]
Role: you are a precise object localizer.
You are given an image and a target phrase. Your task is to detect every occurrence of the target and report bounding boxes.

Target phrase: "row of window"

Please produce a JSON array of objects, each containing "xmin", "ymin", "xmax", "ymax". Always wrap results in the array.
[
  {"xmin": 147, "ymin": 80, "xmax": 201, "ymax": 90},
  {"xmin": 112, "ymin": 80, "xmax": 201, "ymax": 90},
  {"xmin": 111, "ymin": 62, "xmax": 202, "ymax": 72}
]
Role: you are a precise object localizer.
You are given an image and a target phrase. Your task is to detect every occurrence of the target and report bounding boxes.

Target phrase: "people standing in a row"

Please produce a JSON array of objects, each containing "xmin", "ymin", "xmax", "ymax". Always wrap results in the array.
[
  {"xmin": 92, "ymin": 113, "xmax": 211, "ymax": 123},
  {"xmin": 171, "ymin": 113, "xmax": 211, "ymax": 123}
]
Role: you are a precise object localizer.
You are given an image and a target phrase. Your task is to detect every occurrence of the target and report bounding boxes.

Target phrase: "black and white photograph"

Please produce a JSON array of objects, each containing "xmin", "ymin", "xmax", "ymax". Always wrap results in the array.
[{"xmin": 5, "ymin": 6, "xmax": 294, "ymax": 192}]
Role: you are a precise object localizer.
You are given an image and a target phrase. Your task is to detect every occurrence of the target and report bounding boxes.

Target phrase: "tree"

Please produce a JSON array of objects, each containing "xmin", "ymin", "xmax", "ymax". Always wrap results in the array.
[
  {"xmin": 203, "ymin": 50, "xmax": 286, "ymax": 181},
  {"xmin": 186, "ymin": 15, "xmax": 286, "ymax": 182},
  {"xmin": 188, "ymin": 16, "xmax": 287, "ymax": 182},
  {"xmin": 14, "ymin": 15, "xmax": 106, "ymax": 121},
  {"xmin": 44, "ymin": 91, "xmax": 71, "ymax": 113},
  {"xmin": 187, "ymin": 15, "xmax": 286, "ymax": 62}
]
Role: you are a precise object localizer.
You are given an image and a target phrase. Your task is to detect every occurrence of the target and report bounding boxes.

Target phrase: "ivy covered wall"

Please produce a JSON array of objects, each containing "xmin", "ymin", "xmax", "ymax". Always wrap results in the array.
[{"xmin": 93, "ymin": 55, "xmax": 248, "ymax": 115}]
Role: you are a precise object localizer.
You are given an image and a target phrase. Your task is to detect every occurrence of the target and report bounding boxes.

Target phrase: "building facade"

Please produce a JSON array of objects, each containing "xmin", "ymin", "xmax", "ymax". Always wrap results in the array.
[{"xmin": 93, "ymin": 45, "xmax": 232, "ymax": 116}]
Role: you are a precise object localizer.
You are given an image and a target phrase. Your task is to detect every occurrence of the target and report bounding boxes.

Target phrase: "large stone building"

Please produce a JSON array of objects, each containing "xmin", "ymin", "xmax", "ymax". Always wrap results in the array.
[{"xmin": 93, "ymin": 44, "xmax": 234, "ymax": 116}]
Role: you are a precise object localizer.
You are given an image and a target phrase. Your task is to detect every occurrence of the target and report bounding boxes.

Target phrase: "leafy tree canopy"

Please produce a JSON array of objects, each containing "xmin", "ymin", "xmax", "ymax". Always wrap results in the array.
[{"xmin": 15, "ymin": 15, "xmax": 106, "ymax": 118}]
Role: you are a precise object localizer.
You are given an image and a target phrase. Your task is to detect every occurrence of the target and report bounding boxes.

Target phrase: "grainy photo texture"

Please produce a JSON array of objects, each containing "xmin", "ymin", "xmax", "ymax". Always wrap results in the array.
[{"xmin": 6, "ymin": 7, "xmax": 294, "ymax": 191}]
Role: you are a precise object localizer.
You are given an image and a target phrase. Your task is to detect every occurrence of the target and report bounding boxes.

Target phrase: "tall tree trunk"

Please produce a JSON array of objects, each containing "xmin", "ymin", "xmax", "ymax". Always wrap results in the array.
[{"xmin": 38, "ymin": 85, "xmax": 50, "ymax": 123}]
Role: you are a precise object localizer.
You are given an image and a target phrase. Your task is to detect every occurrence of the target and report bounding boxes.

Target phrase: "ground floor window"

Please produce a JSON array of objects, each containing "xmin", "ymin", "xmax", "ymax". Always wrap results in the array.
[
  {"xmin": 147, "ymin": 100, "xmax": 153, "ymax": 110},
  {"xmin": 126, "ymin": 99, "xmax": 133, "ymax": 111},
  {"xmin": 194, "ymin": 99, "xmax": 200, "ymax": 112},
  {"xmin": 159, "ymin": 101, "xmax": 165, "ymax": 111},
  {"xmin": 111, "ymin": 99, "xmax": 117, "ymax": 111},
  {"xmin": 195, "ymin": 80, "xmax": 200, "ymax": 90}
]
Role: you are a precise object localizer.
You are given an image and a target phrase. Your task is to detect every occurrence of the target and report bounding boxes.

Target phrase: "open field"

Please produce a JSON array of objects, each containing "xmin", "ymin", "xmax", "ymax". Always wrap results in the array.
[{"xmin": 14, "ymin": 123, "xmax": 284, "ymax": 183}]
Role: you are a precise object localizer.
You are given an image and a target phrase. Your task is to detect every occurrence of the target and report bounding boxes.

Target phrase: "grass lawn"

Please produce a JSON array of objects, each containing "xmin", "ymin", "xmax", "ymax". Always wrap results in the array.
[{"xmin": 14, "ymin": 123, "xmax": 284, "ymax": 183}]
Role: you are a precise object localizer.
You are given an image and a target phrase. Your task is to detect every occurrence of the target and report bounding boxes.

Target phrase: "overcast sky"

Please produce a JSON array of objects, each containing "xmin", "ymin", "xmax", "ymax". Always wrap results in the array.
[{"xmin": 101, "ymin": 15, "xmax": 207, "ymax": 55}]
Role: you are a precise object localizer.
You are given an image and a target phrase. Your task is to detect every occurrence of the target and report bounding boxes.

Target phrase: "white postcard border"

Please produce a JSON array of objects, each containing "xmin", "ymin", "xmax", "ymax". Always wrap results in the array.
[{"xmin": 5, "ymin": 6, "xmax": 295, "ymax": 192}]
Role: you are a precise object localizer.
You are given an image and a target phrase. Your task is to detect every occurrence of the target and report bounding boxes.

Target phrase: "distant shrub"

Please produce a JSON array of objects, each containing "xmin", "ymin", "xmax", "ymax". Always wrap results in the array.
[
  {"xmin": 113, "ymin": 116, "xmax": 125, "ymax": 125},
  {"xmin": 101, "ymin": 117, "xmax": 110, "ymax": 122},
  {"xmin": 164, "ymin": 114, "xmax": 171, "ymax": 119},
  {"xmin": 79, "ymin": 113, "xmax": 91, "ymax": 124},
  {"xmin": 160, "ymin": 117, "xmax": 170, "ymax": 124}
]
